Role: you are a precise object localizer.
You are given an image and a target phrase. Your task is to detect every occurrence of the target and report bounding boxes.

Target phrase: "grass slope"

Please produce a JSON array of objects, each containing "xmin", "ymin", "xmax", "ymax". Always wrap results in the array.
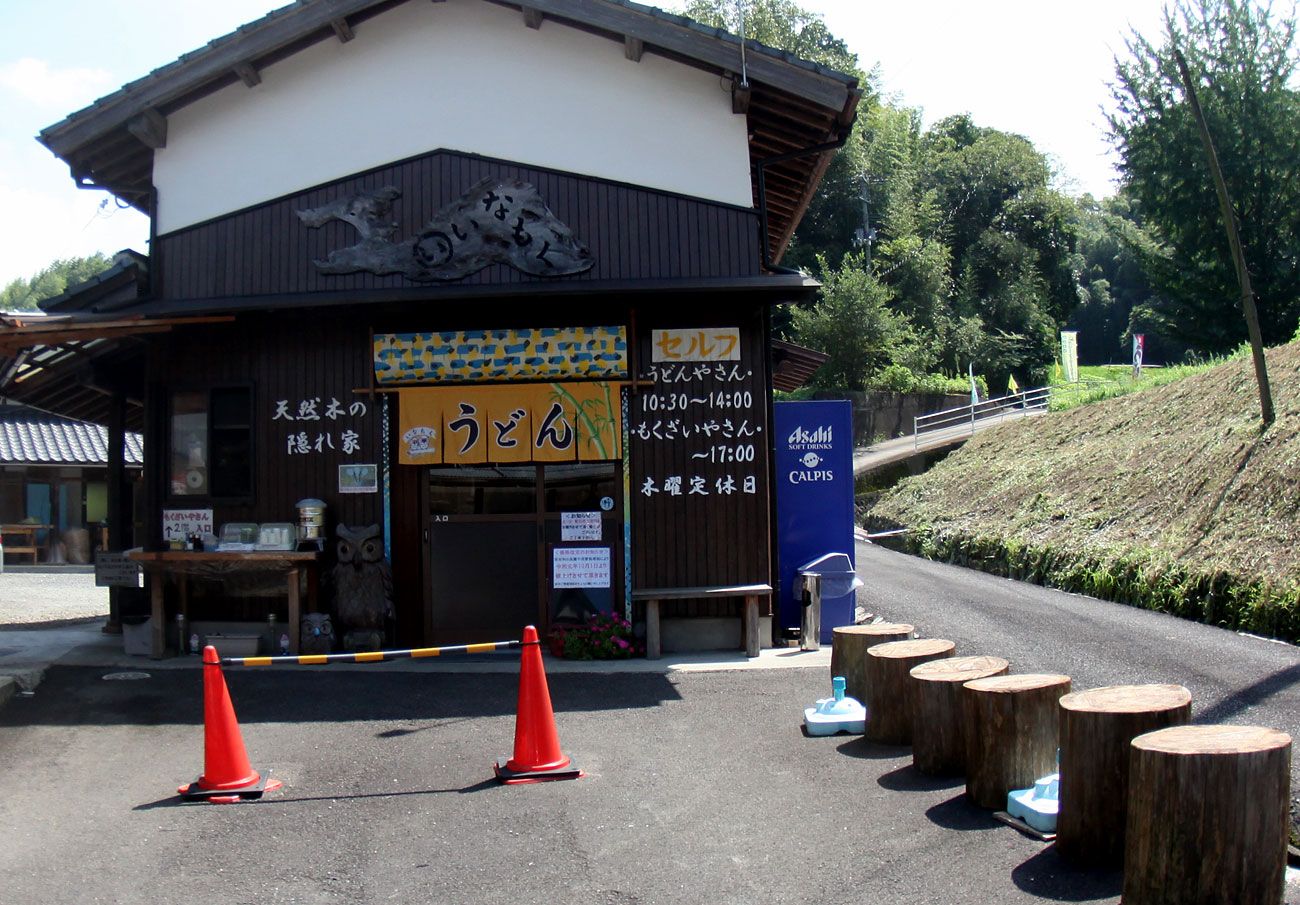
[{"xmin": 865, "ymin": 341, "xmax": 1300, "ymax": 642}]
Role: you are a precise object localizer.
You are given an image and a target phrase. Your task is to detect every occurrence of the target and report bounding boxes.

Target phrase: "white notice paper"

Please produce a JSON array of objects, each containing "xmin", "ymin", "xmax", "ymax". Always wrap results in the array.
[
  {"xmin": 553, "ymin": 547, "xmax": 611, "ymax": 589},
  {"xmin": 560, "ymin": 511, "xmax": 602, "ymax": 541}
]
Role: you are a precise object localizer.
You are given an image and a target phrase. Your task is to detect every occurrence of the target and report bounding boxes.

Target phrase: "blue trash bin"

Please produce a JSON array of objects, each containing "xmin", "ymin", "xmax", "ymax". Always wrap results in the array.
[{"xmin": 794, "ymin": 552, "xmax": 864, "ymax": 647}]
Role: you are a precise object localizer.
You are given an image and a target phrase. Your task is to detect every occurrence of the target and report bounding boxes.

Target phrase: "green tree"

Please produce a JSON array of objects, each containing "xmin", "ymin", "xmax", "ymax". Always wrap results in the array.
[
  {"xmin": 1068, "ymin": 193, "xmax": 1184, "ymax": 364},
  {"xmin": 681, "ymin": 0, "xmax": 862, "ymax": 77},
  {"xmin": 0, "ymin": 254, "xmax": 114, "ymax": 312},
  {"xmin": 1109, "ymin": 0, "xmax": 1300, "ymax": 352},
  {"xmin": 791, "ymin": 254, "xmax": 922, "ymax": 392}
]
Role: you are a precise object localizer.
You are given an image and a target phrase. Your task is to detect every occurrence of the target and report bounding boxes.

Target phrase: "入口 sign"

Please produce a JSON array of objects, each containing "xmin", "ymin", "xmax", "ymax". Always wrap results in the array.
[{"xmin": 162, "ymin": 509, "xmax": 214, "ymax": 542}]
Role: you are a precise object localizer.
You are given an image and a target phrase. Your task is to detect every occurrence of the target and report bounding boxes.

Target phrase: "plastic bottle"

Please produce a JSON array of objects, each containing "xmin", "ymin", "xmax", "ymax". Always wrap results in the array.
[
  {"xmin": 279, "ymin": 633, "xmax": 290, "ymax": 655},
  {"xmin": 189, "ymin": 632, "xmax": 200, "ymax": 654}
]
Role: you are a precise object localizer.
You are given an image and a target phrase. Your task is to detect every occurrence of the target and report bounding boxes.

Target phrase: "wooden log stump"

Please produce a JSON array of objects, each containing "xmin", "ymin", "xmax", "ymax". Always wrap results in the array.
[
  {"xmin": 910, "ymin": 655, "xmax": 1010, "ymax": 775},
  {"xmin": 830, "ymin": 623, "xmax": 914, "ymax": 704},
  {"xmin": 963, "ymin": 673, "xmax": 1071, "ymax": 809},
  {"xmin": 864, "ymin": 638, "xmax": 954, "ymax": 745},
  {"xmin": 1123, "ymin": 725, "xmax": 1292, "ymax": 905},
  {"xmin": 1056, "ymin": 684, "xmax": 1192, "ymax": 865}
]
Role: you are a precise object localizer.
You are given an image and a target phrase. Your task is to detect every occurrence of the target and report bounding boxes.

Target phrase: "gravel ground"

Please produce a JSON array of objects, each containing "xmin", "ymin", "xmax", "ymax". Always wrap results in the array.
[{"xmin": 0, "ymin": 571, "xmax": 109, "ymax": 626}]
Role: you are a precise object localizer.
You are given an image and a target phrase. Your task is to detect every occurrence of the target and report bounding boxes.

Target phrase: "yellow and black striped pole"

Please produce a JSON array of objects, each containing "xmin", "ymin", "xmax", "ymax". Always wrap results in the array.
[{"xmin": 220, "ymin": 639, "xmax": 521, "ymax": 667}]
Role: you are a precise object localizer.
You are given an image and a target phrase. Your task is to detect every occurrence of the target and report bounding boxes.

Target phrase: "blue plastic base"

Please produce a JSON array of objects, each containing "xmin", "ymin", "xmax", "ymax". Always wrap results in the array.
[{"xmin": 1006, "ymin": 773, "xmax": 1059, "ymax": 834}]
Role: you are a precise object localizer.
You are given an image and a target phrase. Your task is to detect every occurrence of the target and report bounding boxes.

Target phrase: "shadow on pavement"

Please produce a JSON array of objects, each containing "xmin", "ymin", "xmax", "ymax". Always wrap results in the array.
[
  {"xmin": 834, "ymin": 736, "xmax": 911, "ymax": 760},
  {"xmin": 131, "ymin": 778, "xmax": 501, "ymax": 812},
  {"xmin": 0, "ymin": 666, "xmax": 683, "ymax": 727},
  {"xmin": 877, "ymin": 763, "xmax": 964, "ymax": 793},
  {"xmin": 1010, "ymin": 847, "xmax": 1122, "ymax": 901},
  {"xmin": 925, "ymin": 793, "xmax": 998, "ymax": 831},
  {"xmin": 1194, "ymin": 663, "xmax": 1300, "ymax": 724}
]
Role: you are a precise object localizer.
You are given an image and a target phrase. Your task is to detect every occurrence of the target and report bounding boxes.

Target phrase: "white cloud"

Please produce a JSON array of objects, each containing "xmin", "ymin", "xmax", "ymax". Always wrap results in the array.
[
  {"xmin": 0, "ymin": 140, "xmax": 148, "ymax": 285},
  {"xmin": 0, "ymin": 57, "xmax": 114, "ymax": 110}
]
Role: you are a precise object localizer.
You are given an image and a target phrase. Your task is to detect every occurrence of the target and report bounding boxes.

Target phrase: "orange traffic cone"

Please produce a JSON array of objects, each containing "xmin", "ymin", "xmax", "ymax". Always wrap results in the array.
[
  {"xmin": 178, "ymin": 645, "xmax": 282, "ymax": 803},
  {"xmin": 494, "ymin": 625, "xmax": 582, "ymax": 784}
]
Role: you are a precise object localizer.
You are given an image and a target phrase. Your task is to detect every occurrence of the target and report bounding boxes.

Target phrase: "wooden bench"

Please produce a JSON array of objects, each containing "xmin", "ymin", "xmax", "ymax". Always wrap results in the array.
[
  {"xmin": 631, "ymin": 584, "xmax": 773, "ymax": 659},
  {"xmin": 1, "ymin": 524, "xmax": 48, "ymax": 564}
]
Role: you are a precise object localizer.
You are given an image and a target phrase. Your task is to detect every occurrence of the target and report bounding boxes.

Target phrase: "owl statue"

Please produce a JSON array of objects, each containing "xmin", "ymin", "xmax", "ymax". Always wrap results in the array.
[
  {"xmin": 332, "ymin": 524, "xmax": 393, "ymax": 652},
  {"xmin": 300, "ymin": 613, "xmax": 335, "ymax": 654}
]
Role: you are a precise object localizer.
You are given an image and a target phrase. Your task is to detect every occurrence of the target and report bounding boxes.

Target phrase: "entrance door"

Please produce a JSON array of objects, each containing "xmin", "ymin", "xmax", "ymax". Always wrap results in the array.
[{"xmin": 425, "ymin": 463, "xmax": 622, "ymax": 643}]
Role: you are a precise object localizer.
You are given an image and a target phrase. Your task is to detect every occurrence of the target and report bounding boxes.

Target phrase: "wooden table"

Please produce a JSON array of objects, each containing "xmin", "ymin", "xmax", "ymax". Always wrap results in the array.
[
  {"xmin": 631, "ymin": 584, "xmax": 773, "ymax": 659},
  {"xmin": 129, "ymin": 550, "xmax": 319, "ymax": 659},
  {"xmin": 2, "ymin": 523, "xmax": 51, "ymax": 564}
]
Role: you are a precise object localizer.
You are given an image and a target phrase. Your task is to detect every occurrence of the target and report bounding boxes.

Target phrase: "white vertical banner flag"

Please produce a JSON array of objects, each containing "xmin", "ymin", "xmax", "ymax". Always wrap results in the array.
[
  {"xmin": 1132, "ymin": 333, "xmax": 1145, "ymax": 380},
  {"xmin": 1060, "ymin": 331, "xmax": 1079, "ymax": 383},
  {"xmin": 969, "ymin": 362, "xmax": 979, "ymax": 405}
]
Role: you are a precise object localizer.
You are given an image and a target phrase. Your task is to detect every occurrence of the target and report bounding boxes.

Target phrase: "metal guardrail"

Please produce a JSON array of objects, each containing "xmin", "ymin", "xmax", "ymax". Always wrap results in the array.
[{"xmin": 913, "ymin": 387, "xmax": 1051, "ymax": 451}]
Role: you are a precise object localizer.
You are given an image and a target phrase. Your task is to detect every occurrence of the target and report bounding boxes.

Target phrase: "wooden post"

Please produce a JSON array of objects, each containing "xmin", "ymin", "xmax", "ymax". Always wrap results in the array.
[
  {"xmin": 963, "ymin": 674, "xmax": 1071, "ymax": 809},
  {"xmin": 149, "ymin": 571, "xmax": 165, "ymax": 660},
  {"xmin": 864, "ymin": 638, "xmax": 955, "ymax": 745},
  {"xmin": 742, "ymin": 594, "xmax": 760, "ymax": 658},
  {"xmin": 1056, "ymin": 684, "xmax": 1192, "ymax": 865},
  {"xmin": 287, "ymin": 567, "xmax": 302, "ymax": 655},
  {"xmin": 645, "ymin": 599, "xmax": 660, "ymax": 660},
  {"xmin": 910, "ymin": 655, "xmax": 1009, "ymax": 776},
  {"xmin": 829, "ymin": 623, "xmax": 913, "ymax": 705},
  {"xmin": 1124, "ymin": 725, "xmax": 1291, "ymax": 905}
]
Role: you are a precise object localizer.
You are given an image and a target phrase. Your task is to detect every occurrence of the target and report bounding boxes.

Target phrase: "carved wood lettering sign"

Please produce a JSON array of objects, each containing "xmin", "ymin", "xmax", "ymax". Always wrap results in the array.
[{"xmin": 296, "ymin": 177, "xmax": 594, "ymax": 282}]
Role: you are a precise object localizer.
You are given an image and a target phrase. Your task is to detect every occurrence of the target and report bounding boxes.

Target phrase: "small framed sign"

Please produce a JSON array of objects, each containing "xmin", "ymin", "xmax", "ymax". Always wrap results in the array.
[
  {"xmin": 94, "ymin": 552, "xmax": 142, "ymax": 588},
  {"xmin": 162, "ymin": 509, "xmax": 213, "ymax": 543},
  {"xmin": 338, "ymin": 463, "xmax": 378, "ymax": 494}
]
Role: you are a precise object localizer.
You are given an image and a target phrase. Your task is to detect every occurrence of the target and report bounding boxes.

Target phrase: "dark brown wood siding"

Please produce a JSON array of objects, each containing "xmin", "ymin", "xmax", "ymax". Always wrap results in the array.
[
  {"xmin": 628, "ymin": 302, "xmax": 771, "ymax": 616},
  {"xmin": 148, "ymin": 312, "xmax": 381, "ymax": 542},
  {"xmin": 155, "ymin": 150, "xmax": 761, "ymax": 302}
]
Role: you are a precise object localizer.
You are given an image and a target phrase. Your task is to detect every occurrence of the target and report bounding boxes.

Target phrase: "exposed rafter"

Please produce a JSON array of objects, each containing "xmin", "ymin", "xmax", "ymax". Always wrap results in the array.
[
  {"xmin": 624, "ymin": 35, "xmax": 643, "ymax": 62},
  {"xmin": 330, "ymin": 17, "xmax": 355, "ymax": 42},
  {"xmin": 126, "ymin": 108, "xmax": 166, "ymax": 150},
  {"xmin": 522, "ymin": 6, "xmax": 543, "ymax": 29},
  {"xmin": 234, "ymin": 62, "xmax": 262, "ymax": 87}
]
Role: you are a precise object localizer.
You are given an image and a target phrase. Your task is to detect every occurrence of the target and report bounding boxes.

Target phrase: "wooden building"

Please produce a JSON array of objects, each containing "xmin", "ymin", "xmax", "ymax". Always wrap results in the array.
[{"xmin": 0, "ymin": 0, "xmax": 858, "ymax": 654}]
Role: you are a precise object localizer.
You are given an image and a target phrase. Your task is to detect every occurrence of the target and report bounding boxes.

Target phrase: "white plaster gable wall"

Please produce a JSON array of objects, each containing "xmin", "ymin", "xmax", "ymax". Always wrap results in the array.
[{"xmin": 152, "ymin": 0, "xmax": 753, "ymax": 234}]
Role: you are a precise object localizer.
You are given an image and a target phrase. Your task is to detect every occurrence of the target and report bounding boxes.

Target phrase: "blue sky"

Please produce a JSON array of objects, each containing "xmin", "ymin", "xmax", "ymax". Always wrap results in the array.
[{"xmin": 0, "ymin": 0, "xmax": 1168, "ymax": 287}]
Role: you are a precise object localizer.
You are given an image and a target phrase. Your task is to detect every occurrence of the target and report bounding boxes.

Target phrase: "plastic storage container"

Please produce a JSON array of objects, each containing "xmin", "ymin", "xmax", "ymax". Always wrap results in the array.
[
  {"xmin": 218, "ymin": 522, "xmax": 260, "ymax": 551},
  {"xmin": 256, "ymin": 523, "xmax": 297, "ymax": 551}
]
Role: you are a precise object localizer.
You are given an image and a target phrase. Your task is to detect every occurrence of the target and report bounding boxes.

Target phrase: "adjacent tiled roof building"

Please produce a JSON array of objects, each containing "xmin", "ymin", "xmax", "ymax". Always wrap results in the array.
[{"xmin": 0, "ymin": 405, "xmax": 143, "ymax": 466}]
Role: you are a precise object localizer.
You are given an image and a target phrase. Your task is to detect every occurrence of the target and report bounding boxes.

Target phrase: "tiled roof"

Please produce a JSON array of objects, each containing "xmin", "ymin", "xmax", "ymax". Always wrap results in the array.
[{"xmin": 0, "ymin": 405, "xmax": 143, "ymax": 466}]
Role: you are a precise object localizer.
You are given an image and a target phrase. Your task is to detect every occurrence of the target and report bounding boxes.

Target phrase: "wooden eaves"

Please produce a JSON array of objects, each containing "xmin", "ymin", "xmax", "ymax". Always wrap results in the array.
[
  {"xmin": 36, "ymin": 0, "xmax": 861, "ymax": 264},
  {"xmin": 0, "ymin": 314, "xmax": 235, "ymax": 356}
]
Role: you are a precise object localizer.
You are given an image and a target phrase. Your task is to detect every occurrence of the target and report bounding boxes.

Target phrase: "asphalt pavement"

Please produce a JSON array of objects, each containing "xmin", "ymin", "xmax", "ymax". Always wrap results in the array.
[{"xmin": 0, "ymin": 550, "xmax": 1296, "ymax": 904}]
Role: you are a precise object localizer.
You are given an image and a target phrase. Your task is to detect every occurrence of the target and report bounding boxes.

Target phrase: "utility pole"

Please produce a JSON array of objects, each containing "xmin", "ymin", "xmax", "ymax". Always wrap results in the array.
[{"xmin": 1173, "ymin": 46, "xmax": 1274, "ymax": 427}]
